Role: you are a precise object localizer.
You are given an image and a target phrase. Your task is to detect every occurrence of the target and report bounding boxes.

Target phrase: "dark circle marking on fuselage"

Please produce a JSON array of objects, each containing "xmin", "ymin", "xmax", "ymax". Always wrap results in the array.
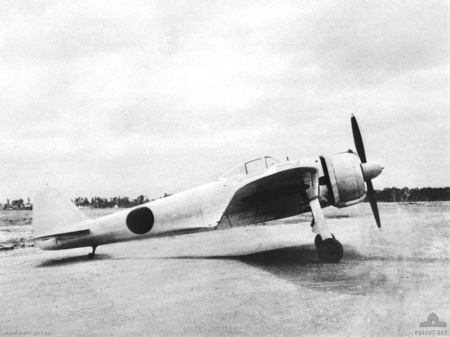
[{"xmin": 126, "ymin": 207, "xmax": 154, "ymax": 234}]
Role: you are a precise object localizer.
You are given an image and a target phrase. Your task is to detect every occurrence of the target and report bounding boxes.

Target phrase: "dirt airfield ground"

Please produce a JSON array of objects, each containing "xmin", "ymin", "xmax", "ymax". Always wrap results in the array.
[{"xmin": 1, "ymin": 202, "xmax": 449, "ymax": 336}]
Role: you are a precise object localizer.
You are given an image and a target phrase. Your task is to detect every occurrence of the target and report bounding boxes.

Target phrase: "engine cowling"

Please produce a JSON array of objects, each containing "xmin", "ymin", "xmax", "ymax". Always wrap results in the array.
[{"xmin": 321, "ymin": 151, "xmax": 366, "ymax": 208}]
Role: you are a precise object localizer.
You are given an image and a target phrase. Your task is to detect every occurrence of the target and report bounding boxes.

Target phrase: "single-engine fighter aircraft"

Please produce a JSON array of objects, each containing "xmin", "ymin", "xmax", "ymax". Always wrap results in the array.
[{"xmin": 31, "ymin": 115, "xmax": 383, "ymax": 263}]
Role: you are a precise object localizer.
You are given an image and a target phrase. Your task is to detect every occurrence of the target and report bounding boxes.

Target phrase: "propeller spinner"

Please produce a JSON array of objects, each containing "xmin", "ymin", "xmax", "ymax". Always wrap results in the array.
[{"xmin": 351, "ymin": 114, "xmax": 383, "ymax": 228}]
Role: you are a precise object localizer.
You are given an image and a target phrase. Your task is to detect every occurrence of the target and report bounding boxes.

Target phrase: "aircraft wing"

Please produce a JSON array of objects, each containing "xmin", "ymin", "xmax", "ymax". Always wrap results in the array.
[{"xmin": 218, "ymin": 166, "xmax": 318, "ymax": 227}]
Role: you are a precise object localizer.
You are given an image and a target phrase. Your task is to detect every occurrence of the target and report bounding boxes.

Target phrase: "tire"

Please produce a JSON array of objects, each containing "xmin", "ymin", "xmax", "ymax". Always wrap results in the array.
[
  {"xmin": 314, "ymin": 234, "xmax": 323, "ymax": 249},
  {"xmin": 317, "ymin": 238, "xmax": 344, "ymax": 263}
]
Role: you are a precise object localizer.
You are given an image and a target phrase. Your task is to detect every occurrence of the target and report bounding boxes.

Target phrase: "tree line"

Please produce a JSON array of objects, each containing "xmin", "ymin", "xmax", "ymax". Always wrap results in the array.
[
  {"xmin": 1, "ymin": 198, "xmax": 32, "ymax": 210},
  {"xmin": 372, "ymin": 187, "xmax": 450, "ymax": 202},
  {"xmin": 1, "ymin": 194, "xmax": 172, "ymax": 210},
  {"xmin": 72, "ymin": 193, "xmax": 172, "ymax": 208}
]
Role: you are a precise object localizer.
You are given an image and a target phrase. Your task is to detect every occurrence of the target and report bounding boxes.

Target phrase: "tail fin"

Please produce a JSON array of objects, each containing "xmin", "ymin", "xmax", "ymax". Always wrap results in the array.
[{"xmin": 33, "ymin": 186, "xmax": 89, "ymax": 238}]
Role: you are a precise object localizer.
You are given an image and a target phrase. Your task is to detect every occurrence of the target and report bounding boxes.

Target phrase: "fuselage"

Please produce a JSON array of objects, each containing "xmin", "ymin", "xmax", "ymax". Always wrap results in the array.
[{"xmin": 35, "ymin": 157, "xmax": 314, "ymax": 250}]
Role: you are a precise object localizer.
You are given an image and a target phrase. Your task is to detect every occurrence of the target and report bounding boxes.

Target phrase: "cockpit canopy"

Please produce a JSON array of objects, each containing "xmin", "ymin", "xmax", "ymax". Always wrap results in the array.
[{"xmin": 220, "ymin": 156, "xmax": 279, "ymax": 179}]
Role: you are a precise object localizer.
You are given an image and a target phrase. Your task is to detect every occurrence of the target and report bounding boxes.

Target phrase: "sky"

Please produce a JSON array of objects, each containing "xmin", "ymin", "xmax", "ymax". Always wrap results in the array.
[{"xmin": 0, "ymin": 0, "xmax": 449, "ymax": 200}]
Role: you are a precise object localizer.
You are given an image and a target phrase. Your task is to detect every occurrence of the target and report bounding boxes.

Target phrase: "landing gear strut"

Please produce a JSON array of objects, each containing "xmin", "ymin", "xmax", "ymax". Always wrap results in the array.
[
  {"xmin": 87, "ymin": 245, "xmax": 97, "ymax": 259},
  {"xmin": 303, "ymin": 170, "xmax": 344, "ymax": 263}
]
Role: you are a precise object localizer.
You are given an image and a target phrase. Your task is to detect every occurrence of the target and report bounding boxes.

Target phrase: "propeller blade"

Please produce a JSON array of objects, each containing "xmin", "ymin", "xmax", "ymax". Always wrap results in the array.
[
  {"xmin": 366, "ymin": 180, "xmax": 381, "ymax": 228},
  {"xmin": 351, "ymin": 115, "xmax": 381, "ymax": 228},
  {"xmin": 351, "ymin": 114, "xmax": 367, "ymax": 163}
]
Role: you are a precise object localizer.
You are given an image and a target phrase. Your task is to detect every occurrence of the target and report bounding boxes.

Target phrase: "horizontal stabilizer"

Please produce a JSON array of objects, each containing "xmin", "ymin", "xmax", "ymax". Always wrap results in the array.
[{"xmin": 29, "ymin": 229, "xmax": 90, "ymax": 242}]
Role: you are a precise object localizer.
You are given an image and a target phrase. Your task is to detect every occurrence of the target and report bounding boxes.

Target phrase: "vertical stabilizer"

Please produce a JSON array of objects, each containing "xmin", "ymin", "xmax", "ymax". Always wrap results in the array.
[{"xmin": 33, "ymin": 186, "xmax": 89, "ymax": 237}]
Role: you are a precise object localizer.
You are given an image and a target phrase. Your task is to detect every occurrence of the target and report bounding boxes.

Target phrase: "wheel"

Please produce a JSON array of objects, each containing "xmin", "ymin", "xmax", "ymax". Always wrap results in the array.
[
  {"xmin": 87, "ymin": 246, "xmax": 97, "ymax": 259},
  {"xmin": 314, "ymin": 234, "xmax": 335, "ymax": 249},
  {"xmin": 317, "ymin": 238, "xmax": 343, "ymax": 263},
  {"xmin": 314, "ymin": 234, "xmax": 323, "ymax": 249}
]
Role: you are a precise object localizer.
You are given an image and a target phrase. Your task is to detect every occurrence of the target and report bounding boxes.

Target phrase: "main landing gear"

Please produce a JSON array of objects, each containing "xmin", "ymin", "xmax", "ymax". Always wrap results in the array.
[
  {"xmin": 303, "ymin": 170, "xmax": 344, "ymax": 263},
  {"xmin": 87, "ymin": 245, "xmax": 97, "ymax": 259},
  {"xmin": 314, "ymin": 234, "xmax": 343, "ymax": 263}
]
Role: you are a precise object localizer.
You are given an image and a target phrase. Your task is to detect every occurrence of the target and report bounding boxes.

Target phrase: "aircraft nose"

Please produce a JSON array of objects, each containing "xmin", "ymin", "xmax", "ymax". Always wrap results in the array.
[{"xmin": 361, "ymin": 163, "xmax": 383, "ymax": 181}]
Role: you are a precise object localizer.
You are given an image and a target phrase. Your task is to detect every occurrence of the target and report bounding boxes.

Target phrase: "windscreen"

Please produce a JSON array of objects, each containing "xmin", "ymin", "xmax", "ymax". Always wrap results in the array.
[{"xmin": 245, "ymin": 158, "xmax": 265, "ymax": 176}]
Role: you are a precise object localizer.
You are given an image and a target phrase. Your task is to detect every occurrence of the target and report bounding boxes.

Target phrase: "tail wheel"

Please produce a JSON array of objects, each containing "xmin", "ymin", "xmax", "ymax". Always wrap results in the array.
[{"xmin": 317, "ymin": 238, "xmax": 343, "ymax": 263}]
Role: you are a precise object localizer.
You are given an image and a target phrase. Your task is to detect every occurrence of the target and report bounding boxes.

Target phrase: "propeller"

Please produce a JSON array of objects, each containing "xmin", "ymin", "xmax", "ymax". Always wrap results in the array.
[{"xmin": 351, "ymin": 114, "xmax": 382, "ymax": 228}]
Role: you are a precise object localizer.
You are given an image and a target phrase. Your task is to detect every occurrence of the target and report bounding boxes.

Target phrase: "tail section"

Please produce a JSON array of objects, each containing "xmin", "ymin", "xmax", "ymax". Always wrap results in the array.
[{"xmin": 33, "ymin": 186, "xmax": 89, "ymax": 238}]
